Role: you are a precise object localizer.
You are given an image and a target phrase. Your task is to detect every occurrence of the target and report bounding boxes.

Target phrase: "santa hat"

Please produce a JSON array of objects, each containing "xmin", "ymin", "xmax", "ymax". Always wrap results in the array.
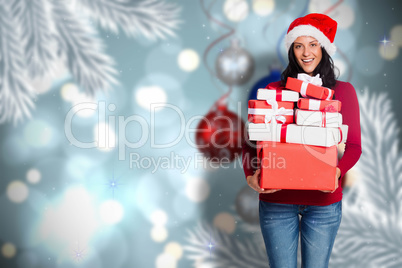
[{"xmin": 285, "ymin": 13, "xmax": 338, "ymax": 56}]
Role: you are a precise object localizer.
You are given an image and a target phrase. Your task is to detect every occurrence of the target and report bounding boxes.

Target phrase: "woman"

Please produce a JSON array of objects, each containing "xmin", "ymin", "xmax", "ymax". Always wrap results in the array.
[{"xmin": 242, "ymin": 13, "xmax": 362, "ymax": 267}]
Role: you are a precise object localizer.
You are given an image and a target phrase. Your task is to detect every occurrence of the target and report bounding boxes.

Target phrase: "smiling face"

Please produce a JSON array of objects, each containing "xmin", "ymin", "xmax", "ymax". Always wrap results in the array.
[{"xmin": 293, "ymin": 36, "xmax": 322, "ymax": 76}]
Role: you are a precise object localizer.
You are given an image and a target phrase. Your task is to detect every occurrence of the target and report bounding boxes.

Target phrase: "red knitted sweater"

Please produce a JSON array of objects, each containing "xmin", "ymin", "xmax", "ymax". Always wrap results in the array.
[{"xmin": 242, "ymin": 80, "xmax": 362, "ymax": 206}]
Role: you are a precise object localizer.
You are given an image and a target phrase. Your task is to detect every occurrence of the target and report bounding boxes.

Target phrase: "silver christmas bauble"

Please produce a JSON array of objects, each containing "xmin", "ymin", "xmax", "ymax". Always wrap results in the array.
[
  {"xmin": 235, "ymin": 185, "xmax": 260, "ymax": 224},
  {"xmin": 215, "ymin": 39, "xmax": 254, "ymax": 86}
]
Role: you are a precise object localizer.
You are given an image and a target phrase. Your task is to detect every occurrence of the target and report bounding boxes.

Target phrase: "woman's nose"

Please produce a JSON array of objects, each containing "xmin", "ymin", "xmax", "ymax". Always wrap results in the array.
[{"xmin": 303, "ymin": 47, "xmax": 311, "ymax": 56}]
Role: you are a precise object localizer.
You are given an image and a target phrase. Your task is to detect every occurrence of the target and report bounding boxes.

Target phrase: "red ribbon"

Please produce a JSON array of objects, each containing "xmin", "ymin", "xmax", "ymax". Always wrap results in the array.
[
  {"xmin": 338, "ymin": 127, "xmax": 343, "ymax": 144},
  {"xmin": 321, "ymin": 111, "xmax": 326, "ymax": 127},
  {"xmin": 280, "ymin": 124, "xmax": 287, "ymax": 143},
  {"xmin": 276, "ymin": 89, "xmax": 282, "ymax": 101}
]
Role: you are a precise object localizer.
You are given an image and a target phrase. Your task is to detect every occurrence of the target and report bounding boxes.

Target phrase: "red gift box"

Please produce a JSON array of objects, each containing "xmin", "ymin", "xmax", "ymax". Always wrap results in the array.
[
  {"xmin": 248, "ymin": 100, "xmax": 294, "ymax": 124},
  {"xmin": 297, "ymin": 98, "xmax": 341, "ymax": 112},
  {"xmin": 286, "ymin": 77, "xmax": 334, "ymax": 100},
  {"xmin": 257, "ymin": 141, "xmax": 337, "ymax": 190}
]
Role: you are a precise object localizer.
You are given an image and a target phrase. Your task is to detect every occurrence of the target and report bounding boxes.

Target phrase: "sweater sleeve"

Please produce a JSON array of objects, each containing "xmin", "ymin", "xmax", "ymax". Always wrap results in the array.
[
  {"xmin": 242, "ymin": 138, "xmax": 258, "ymax": 179},
  {"xmin": 336, "ymin": 82, "xmax": 362, "ymax": 179},
  {"xmin": 242, "ymin": 80, "xmax": 281, "ymax": 180}
]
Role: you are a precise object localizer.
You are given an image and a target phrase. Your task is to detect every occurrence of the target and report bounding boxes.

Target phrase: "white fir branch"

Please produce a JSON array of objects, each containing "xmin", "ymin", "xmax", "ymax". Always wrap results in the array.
[
  {"xmin": 79, "ymin": 0, "xmax": 181, "ymax": 40},
  {"xmin": 332, "ymin": 208, "xmax": 402, "ymax": 267},
  {"xmin": 18, "ymin": 0, "xmax": 57, "ymax": 78},
  {"xmin": 354, "ymin": 90, "xmax": 402, "ymax": 216},
  {"xmin": 184, "ymin": 222, "xmax": 268, "ymax": 268},
  {"xmin": 0, "ymin": 0, "xmax": 181, "ymax": 123},
  {"xmin": 0, "ymin": 1, "xmax": 35, "ymax": 124},
  {"xmin": 50, "ymin": 0, "xmax": 119, "ymax": 96},
  {"xmin": 331, "ymin": 89, "xmax": 402, "ymax": 266}
]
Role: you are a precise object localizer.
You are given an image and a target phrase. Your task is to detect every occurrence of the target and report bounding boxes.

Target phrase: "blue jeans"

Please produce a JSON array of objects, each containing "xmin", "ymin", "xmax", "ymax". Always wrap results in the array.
[{"xmin": 259, "ymin": 200, "xmax": 342, "ymax": 268}]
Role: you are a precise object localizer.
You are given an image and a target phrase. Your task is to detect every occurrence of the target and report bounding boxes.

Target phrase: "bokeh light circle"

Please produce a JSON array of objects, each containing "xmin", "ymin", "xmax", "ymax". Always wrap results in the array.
[
  {"xmin": 390, "ymin": 25, "xmax": 402, "ymax": 46},
  {"xmin": 29, "ymin": 76, "xmax": 53, "ymax": 94},
  {"xmin": 332, "ymin": 4, "xmax": 355, "ymax": 29},
  {"xmin": 26, "ymin": 168, "xmax": 41, "ymax": 184},
  {"xmin": 223, "ymin": 0, "xmax": 249, "ymax": 22},
  {"xmin": 309, "ymin": 0, "xmax": 332, "ymax": 13},
  {"xmin": 252, "ymin": 0, "xmax": 274, "ymax": 16},
  {"xmin": 156, "ymin": 252, "xmax": 177, "ymax": 268},
  {"xmin": 309, "ymin": 1, "xmax": 354, "ymax": 29},
  {"xmin": 60, "ymin": 83, "xmax": 80, "ymax": 102},
  {"xmin": 185, "ymin": 178, "xmax": 210, "ymax": 203},
  {"xmin": 213, "ymin": 212, "xmax": 236, "ymax": 234},
  {"xmin": 71, "ymin": 94, "xmax": 97, "ymax": 118},
  {"xmin": 2, "ymin": 242, "xmax": 16, "ymax": 258},
  {"xmin": 7, "ymin": 181, "xmax": 29, "ymax": 203},
  {"xmin": 94, "ymin": 122, "xmax": 116, "ymax": 152},
  {"xmin": 151, "ymin": 210, "xmax": 168, "ymax": 226},
  {"xmin": 24, "ymin": 120, "xmax": 54, "ymax": 148},
  {"xmin": 99, "ymin": 200, "xmax": 124, "ymax": 225},
  {"xmin": 135, "ymin": 86, "xmax": 168, "ymax": 110},
  {"xmin": 134, "ymin": 175, "xmax": 165, "ymax": 223},
  {"xmin": 178, "ymin": 49, "xmax": 200, "ymax": 72},
  {"xmin": 164, "ymin": 242, "xmax": 183, "ymax": 260},
  {"xmin": 379, "ymin": 43, "xmax": 399, "ymax": 60},
  {"xmin": 151, "ymin": 226, "xmax": 168, "ymax": 242},
  {"xmin": 333, "ymin": 58, "xmax": 347, "ymax": 78},
  {"xmin": 37, "ymin": 186, "xmax": 99, "ymax": 256}
]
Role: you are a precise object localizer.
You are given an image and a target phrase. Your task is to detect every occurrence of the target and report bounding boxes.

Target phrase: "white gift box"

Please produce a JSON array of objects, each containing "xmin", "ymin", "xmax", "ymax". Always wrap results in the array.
[
  {"xmin": 257, "ymin": 88, "xmax": 299, "ymax": 102},
  {"xmin": 248, "ymin": 123, "xmax": 348, "ymax": 147},
  {"xmin": 295, "ymin": 109, "xmax": 342, "ymax": 127}
]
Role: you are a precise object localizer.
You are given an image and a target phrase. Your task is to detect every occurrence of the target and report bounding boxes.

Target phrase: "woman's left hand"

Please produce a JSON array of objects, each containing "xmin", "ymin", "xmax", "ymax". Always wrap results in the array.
[{"xmin": 320, "ymin": 167, "xmax": 341, "ymax": 193}]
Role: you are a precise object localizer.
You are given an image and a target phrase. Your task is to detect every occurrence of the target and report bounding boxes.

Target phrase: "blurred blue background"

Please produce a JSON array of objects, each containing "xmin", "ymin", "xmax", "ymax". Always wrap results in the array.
[{"xmin": 1, "ymin": 0, "xmax": 402, "ymax": 267}]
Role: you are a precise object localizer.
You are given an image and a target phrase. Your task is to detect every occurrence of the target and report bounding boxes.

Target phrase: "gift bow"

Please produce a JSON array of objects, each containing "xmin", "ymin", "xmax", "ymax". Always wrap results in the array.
[
  {"xmin": 297, "ymin": 73, "xmax": 332, "ymax": 100},
  {"xmin": 297, "ymin": 73, "xmax": 322, "ymax": 86},
  {"xmin": 264, "ymin": 99, "xmax": 293, "ymax": 124}
]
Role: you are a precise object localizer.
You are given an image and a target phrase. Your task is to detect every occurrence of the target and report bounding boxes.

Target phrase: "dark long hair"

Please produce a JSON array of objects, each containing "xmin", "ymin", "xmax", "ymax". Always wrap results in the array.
[{"xmin": 281, "ymin": 45, "xmax": 338, "ymax": 89}]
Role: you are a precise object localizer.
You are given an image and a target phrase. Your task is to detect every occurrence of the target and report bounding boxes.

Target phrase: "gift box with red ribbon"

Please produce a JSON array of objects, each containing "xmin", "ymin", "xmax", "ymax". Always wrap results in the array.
[
  {"xmin": 256, "ymin": 88, "xmax": 299, "ymax": 102},
  {"xmin": 297, "ymin": 98, "xmax": 341, "ymax": 112},
  {"xmin": 248, "ymin": 123, "xmax": 348, "ymax": 147},
  {"xmin": 295, "ymin": 109, "xmax": 342, "ymax": 127},
  {"xmin": 257, "ymin": 141, "xmax": 337, "ymax": 190},
  {"xmin": 248, "ymin": 99, "xmax": 294, "ymax": 124},
  {"xmin": 286, "ymin": 76, "xmax": 334, "ymax": 100}
]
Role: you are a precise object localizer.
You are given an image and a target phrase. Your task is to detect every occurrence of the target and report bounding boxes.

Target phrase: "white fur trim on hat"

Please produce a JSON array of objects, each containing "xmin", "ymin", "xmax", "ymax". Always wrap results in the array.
[{"xmin": 285, "ymin": 25, "xmax": 337, "ymax": 56}]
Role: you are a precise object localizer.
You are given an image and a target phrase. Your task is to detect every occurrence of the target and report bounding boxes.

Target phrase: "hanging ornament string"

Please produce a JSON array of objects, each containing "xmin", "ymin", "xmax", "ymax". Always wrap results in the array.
[
  {"xmin": 263, "ymin": 0, "xmax": 296, "ymax": 51},
  {"xmin": 323, "ymin": 0, "xmax": 344, "ymax": 14},
  {"xmin": 321, "ymin": 0, "xmax": 353, "ymax": 82},
  {"xmin": 200, "ymin": 0, "xmax": 235, "ymax": 106},
  {"xmin": 276, "ymin": 0, "xmax": 310, "ymax": 67},
  {"xmin": 209, "ymin": 86, "xmax": 233, "ymax": 113}
]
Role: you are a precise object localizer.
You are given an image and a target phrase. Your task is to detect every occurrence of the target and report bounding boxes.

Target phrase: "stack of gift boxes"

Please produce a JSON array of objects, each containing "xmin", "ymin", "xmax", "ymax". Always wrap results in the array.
[{"xmin": 247, "ymin": 74, "xmax": 348, "ymax": 191}]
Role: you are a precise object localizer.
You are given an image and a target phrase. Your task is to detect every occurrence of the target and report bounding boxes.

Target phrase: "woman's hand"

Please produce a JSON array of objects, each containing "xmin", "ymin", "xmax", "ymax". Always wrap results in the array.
[
  {"xmin": 247, "ymin": 169, "xmax": 281, "ymax": 194},
  {"xmin": 320, "ymin": 167, "xmax": 341, "ymax": 193}
]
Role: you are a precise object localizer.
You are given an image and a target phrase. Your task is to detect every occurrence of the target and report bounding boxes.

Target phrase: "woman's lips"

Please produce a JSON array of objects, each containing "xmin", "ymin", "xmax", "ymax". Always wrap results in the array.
[{"xmin": 302, "ymin": 59, "xmax": 314, "ymax": 65}]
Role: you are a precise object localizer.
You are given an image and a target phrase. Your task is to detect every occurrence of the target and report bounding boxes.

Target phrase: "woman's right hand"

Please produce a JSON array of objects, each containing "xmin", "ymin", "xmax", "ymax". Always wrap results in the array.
[{"xmin": 247, "ymin": 169, "xmax": 282, "ymax": 194}]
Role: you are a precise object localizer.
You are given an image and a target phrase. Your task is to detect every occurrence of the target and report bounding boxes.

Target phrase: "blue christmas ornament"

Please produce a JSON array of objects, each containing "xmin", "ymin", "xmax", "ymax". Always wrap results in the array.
[{"xmin": 248, "ymin": 68, "xmax": 282, "ymax": 100}]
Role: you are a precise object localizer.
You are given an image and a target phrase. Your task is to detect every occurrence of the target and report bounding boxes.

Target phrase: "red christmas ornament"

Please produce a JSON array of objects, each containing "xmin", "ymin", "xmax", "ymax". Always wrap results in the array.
[{"xmin": 195, "ymin": 103, "xmax": 245, "ymax": 162}]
